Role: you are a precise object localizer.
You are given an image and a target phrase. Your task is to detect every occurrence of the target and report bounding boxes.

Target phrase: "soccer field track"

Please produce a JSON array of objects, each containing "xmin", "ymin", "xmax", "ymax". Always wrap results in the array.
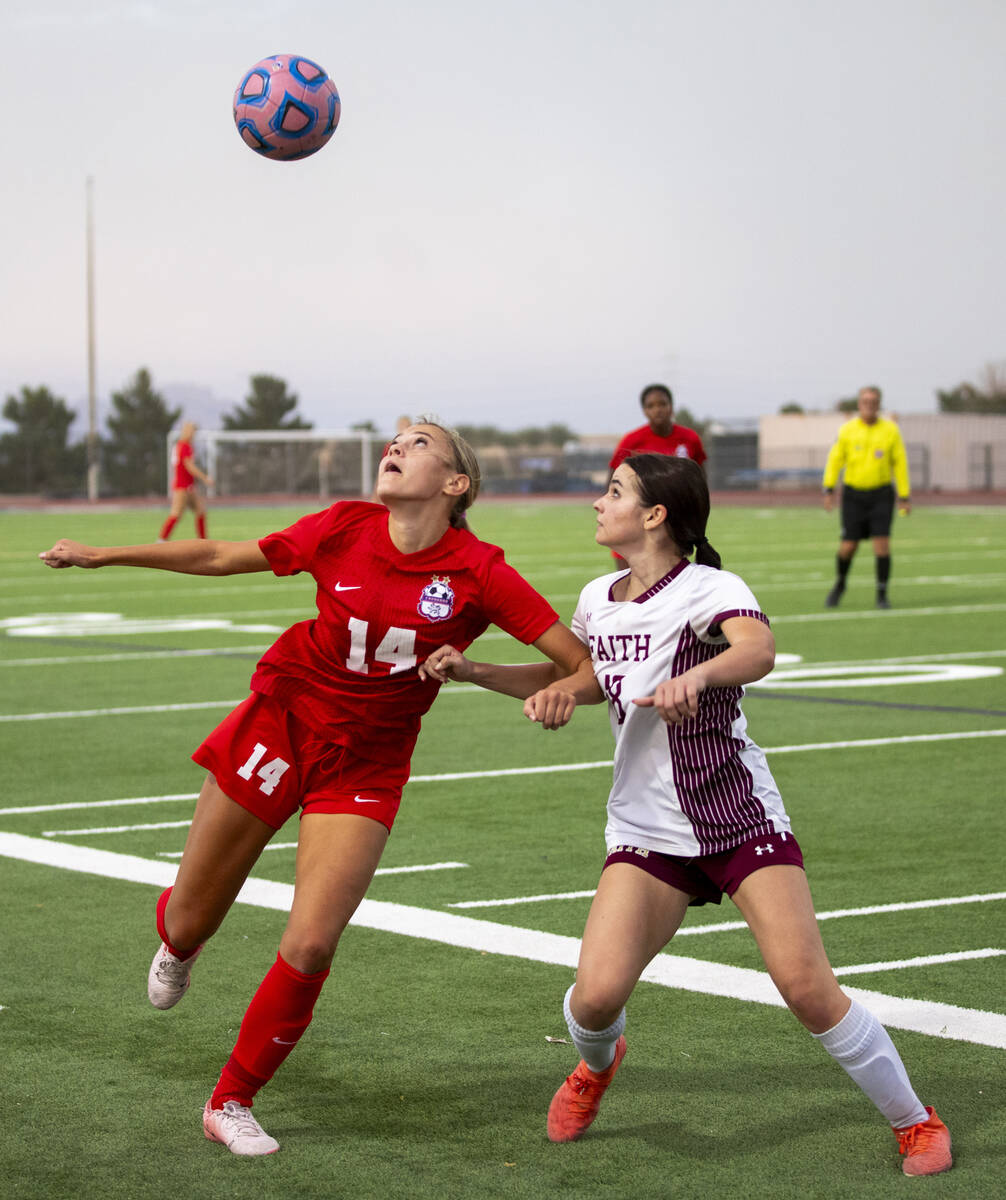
[{"xmin": 1, "ymin": 500, "xmax": 1003, "ymax": 1198}]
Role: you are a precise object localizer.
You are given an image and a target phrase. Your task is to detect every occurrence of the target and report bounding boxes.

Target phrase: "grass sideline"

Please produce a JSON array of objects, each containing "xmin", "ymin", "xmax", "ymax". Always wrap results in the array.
[{"xmin": 1, "ymin": 499, "xmax": 1004, "ymax": 1198}]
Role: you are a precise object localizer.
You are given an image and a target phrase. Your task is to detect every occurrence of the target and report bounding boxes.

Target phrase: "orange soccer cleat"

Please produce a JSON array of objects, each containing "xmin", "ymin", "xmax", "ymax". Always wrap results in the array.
[
  {"xmin": 895, "ymin": 1107, "xmax": 952, "ymax": 1176},
  {"xmin": 547, "ymin": 1036, "xmax": 627, "ymax": 1143}
]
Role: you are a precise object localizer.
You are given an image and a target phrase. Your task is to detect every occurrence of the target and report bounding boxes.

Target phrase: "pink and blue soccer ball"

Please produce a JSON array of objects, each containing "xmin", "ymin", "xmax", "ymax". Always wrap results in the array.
[{"xmin": 233, "ymin": 54, "xmax": 340, "ymax": 161}]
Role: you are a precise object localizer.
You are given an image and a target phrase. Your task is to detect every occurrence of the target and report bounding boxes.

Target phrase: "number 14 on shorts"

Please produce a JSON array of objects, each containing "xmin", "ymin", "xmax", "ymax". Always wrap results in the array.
[{"xmin": 237, "ymin": 743, "xmax": 291, "ymax": 795}]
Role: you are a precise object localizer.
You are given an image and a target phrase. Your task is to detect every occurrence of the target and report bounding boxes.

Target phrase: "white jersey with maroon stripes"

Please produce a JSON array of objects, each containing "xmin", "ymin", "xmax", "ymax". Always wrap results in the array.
[{"xmin": 571, "ymin": 558, "xmax": 792, "ymax": 857}]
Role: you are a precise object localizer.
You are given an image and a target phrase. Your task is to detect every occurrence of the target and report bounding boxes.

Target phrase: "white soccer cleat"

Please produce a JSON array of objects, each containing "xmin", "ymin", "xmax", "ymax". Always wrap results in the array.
[
  {"xmin": 147, "ymin": 942, "xmax": 203, "ymax": 1010},
  {"xmin": 203, "ymin": 1100, "xmax": 280, "ymax": 1156}
]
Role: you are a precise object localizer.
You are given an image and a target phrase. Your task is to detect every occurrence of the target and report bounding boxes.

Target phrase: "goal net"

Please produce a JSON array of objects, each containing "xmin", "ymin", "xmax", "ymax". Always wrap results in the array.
[{"xmin": 173, "ymin": 428, "xmax": 390, "ymax": 500}]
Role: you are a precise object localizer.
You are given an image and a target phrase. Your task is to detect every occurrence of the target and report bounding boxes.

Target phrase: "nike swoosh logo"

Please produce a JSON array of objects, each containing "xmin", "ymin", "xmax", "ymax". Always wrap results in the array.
[
  {"xmin": 354, "ymin": 795, "xmax": 380, "ymax": 804},
  {"xmin": 272, "ymin": 1037, "xmax": 298, "ymax": 1045},
  {"xmin": 334, "ymin": 583, "xmax": 361, "ymax": 592}
]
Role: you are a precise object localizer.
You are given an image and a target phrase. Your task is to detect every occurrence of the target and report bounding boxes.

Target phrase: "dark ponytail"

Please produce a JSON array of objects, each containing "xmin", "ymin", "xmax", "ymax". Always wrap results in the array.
[
  {"xmin": 691, "ymin": 533, "xmax": 722, "ymax": 569},
  {"xmin": 627, "ymin": 453, "xmax": 722, "ymax": 569}
]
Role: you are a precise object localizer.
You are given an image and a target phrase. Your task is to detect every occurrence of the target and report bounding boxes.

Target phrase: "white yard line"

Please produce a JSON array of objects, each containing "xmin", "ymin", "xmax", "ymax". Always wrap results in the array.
[
  {"xmin": 451, "ymin": 890, "xmax": 596, "ymax": 909},
  {"xmin": 0, "ymin": 581, "xmax": 295, "ymax": 604},
  {"xmin": 452, "ymin": 889, "xmax": 1006, "ymax": 919},
  {"xmin": 0, "ymin": 700, "xmax": 243, "ymax": 722},
  {"xmin": 772, "ymin": 603, "xmax": 1006, "ymax": 624},
  {"xmin": 6, "ymin": 645, "xmax": 1006, "ymax": 670},
  {"xmin": 0, "ymin": 689, "xmax": 481, "ymax": 722},
  {"xmin": 799, "ymin": 648, "xmax": 1006, "ymax": 667},
  {"xmin": 833, "ymin": 949, "xmax": 1006, "ymax": 977},
  {"xmin": 744, "ymin": 575, "xmax": 1006, "ymax": 594},
  {"xmin": 155, "ymin": 848, "xmax": 469, "ymax": 878},
  {"xmin": 42, "ymin": 819, "xmax": 192, "ymax": 837},
  {"xmin": 0, "ymin": 832, "xmax": 1002, "ymax": 1049},
  {"xmin": 0, "ymin": 646, "xmax": 271, "ymax": 668},
  {"xmin": 761, "ymin": 729, "xmax": 1006, "ymax": 753},
  {"xmin": 1, "ymin": 727, "xmax": 1003, "ymax": 816},
  {"xmin": 0, "ymin": 793, "xmax": 199, "ymax": 817}
]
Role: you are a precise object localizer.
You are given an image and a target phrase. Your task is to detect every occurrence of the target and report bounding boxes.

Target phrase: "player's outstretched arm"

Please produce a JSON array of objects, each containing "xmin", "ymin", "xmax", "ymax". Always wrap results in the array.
[
  {"xmin": 39, "ymin": 538, "xmax": 269, "ymax": 576},
  {"xmin": 420, "ymin": 622, "xmax": 600, "ymax": 728},
  {"xmin": 634, "ymin": 616, "xmax": 775, "ymax": 725},
  {"xmin": 420, "ymin": 629, "xmax": 583, "ymax": 699}
]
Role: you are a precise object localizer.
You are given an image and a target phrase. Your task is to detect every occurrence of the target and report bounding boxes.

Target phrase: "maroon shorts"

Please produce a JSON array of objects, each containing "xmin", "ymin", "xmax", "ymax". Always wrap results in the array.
[
  {"xmin": 604, "ymin": 832, "xmax": 804, "ymax": 906},
  {"xmin": 192, "ymin": 692, "xmax": 408, "ymax": 832}
]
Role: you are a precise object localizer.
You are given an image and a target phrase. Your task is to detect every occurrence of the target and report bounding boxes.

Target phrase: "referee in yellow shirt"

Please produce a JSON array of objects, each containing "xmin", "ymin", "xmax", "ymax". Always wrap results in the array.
[{"xmin": 822, "ymin": 385, "xmax": 911, "ymax": 609}]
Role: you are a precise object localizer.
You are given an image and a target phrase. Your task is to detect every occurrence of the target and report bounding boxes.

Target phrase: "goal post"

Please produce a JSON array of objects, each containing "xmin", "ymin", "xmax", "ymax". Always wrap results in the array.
[{"xmin": 167, "ymin": 428, "xmax": 390, "ymax": 500}]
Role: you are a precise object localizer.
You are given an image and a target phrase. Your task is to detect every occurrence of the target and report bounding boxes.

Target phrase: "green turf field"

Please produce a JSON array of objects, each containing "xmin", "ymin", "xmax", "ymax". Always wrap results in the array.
[{"xmin": 1, "ymin": 498, "xmax": 1003, "ymax": 1198}]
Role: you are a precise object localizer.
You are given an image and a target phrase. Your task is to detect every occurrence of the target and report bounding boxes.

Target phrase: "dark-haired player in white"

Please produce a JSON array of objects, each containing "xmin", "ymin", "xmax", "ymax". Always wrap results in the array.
[
  {"xmin": 422, "ymin": 453, "xmax": 951, "ymax": 1177},
  {"xmin": 40, "ymin": 421, "xmax": 589, "ymax": 1157}
]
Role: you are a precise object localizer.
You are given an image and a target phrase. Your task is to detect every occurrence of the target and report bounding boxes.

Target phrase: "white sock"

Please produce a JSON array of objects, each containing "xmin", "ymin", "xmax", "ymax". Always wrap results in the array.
[
  {"xmin": 563, "ymin": 983, "xmax": 626, "ymax": 1073},
  {"xmin": 812, "ymin": 999, "xmax": 928, "ymax": 1128}
]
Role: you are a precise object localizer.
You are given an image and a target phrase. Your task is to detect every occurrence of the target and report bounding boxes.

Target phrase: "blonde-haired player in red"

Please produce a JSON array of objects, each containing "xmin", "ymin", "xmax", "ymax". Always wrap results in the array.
[
  {"xmin": 421, "ymin": 453, "xmax": 951, "ymax": 1178},
  {"xmin": 40, "ymin": 420, "xmax": 589, "ymax": 1157},
  {"xmin": 159, "ymin": 420, "xmax": 214, "ymax": 540}
]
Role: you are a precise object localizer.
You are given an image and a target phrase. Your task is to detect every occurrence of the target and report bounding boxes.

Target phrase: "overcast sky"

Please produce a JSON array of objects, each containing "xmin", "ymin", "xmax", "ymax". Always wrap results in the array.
[{"xmin": 4, "ymin": 0, "xmax": 1004, "ymax": 436}]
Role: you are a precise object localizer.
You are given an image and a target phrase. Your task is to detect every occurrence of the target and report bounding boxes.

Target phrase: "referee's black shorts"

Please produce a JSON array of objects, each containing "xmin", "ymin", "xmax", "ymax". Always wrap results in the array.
[{"xmin": 840, "ymin": 484, "xmax": 895, "ymax": 541}]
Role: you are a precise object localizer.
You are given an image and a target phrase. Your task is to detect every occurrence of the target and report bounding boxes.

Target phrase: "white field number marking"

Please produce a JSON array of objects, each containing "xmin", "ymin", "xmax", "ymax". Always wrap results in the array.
[
  {"xmin": 759, "ymin": 662, "xmax": 1002, "ymax": 689},
  {"xmin": 0, "ymin": 613, "xmax": 282, "ymax": 637}
]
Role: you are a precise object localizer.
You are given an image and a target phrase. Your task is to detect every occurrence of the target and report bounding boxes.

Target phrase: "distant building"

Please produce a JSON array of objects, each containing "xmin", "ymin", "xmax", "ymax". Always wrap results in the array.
[{"xmin": 759, "ymin": 412, "xmax": 1006, "ymax": 491}]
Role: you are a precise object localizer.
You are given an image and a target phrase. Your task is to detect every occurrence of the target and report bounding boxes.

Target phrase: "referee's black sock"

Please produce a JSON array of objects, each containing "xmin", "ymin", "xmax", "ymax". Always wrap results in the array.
[
  {"xmin": 825, "ymin": 554, "xmax": 852, "ymax": 607},
  {"xmin": 876, "ymin": 555, "xmax": 891, "ymax": 599}
]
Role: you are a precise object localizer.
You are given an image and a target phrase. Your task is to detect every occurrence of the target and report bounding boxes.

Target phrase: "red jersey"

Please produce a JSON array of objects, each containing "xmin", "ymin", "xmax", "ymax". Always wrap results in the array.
[
  {"xmin": 609, "ymin": 423, "xmax": 707, "ymax": 471},
  {"xmin": 250, "ymin": 501, "xmax": 559, "ymax": 766},
  {"xmin": 171, "ymin": 439, "xmax": 195, "ymax": 488}
]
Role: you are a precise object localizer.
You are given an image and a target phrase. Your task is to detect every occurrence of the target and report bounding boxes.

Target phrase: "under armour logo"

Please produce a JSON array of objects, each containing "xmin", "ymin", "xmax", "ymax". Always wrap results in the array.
[{"xmin": 754, "ymin": 843, "xmax": 775, "ymax": 856}]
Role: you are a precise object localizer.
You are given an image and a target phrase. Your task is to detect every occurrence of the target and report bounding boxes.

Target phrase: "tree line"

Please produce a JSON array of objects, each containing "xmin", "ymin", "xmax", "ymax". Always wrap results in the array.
[
  {"xmin": 0, "ymin": 371, "xmax": 592, "ymax": 497},
  {"xmin": 778, "ymin": 362, "xmax": 1006, "ymax": 416},
  {"xmin": 0, "ymin": 371, "xmax": 310, "ymax": 497}
]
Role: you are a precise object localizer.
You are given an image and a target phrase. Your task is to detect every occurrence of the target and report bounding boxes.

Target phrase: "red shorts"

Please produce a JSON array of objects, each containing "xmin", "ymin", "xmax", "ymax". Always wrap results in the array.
[
  {"xmin": 192, "ymin": 692, "xmax": 408, "ymax": 831},
  {"xmin": 604, "ymin": 832, "xmax": 804, "ymax": 906}
]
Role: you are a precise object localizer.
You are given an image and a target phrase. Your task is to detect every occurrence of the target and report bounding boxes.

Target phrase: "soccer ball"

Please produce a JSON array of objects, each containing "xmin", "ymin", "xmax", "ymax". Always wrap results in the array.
[{"xmin": 233, "ymin": 54, "xmax": 341, "ymax": 161}]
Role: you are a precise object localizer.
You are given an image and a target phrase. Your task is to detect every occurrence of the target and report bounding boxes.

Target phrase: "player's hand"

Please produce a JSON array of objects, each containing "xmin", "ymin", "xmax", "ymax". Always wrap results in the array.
[
  {"xmin": 38, "ymin": 539, "xmax": 98, "ymax": 569},
  {"xmin": 899, "ymin": 500, "xmax": 911, "ymax": 516},
  {"xmin": 524, "ymin": 685, "xmax": 577, "ymax": 730},
  {"xmin": 419, "ymin": 645, "xmax": 471, "ymax": 683},
  {"xmin": 634, "ymin": 671, "xmax": 705, "ymax": 724},
  {"xmin": 822, "ymin": 494, "xmax": 834, "ymax": 512}
]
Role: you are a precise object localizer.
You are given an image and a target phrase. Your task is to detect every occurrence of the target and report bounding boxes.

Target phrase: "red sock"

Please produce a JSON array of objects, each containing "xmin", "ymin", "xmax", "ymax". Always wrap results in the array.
[
  {"xmin": 155, "ymin": 886, "xmax": 200, "ymax": 961},
  {"xmin": 159, "ymin": 516, "xmax": 178, "ymax": 540},
  {"xmin": 196, "ymin": 514, "xmax": 207, "ymax": 538},
  {"xmin": 210, "ymin": 953, "xmax": 330, "ymax": 1109}
]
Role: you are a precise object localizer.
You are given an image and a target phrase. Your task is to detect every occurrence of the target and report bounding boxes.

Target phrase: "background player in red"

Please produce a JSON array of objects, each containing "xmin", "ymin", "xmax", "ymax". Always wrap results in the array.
[
  {"xmin": 40, "ymin": 420, "xmax": 589, "ymax": 1157},
  {"xmin": 159, "ymin": 420, "xmax": 214, "ymax": 540},
  {"xmin": 607, "ymin": 384, "xmax": 706, "ymax": 564},
  {"xmin": 609, "ymin": 383, "xmax": 707, "ymax": 475}
]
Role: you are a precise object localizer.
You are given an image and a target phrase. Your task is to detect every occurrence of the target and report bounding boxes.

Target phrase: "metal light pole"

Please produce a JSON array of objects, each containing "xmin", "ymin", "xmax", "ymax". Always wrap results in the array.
[{"xmin": 85, "ymin": 176, "xmax": 99, "ymax": 501}]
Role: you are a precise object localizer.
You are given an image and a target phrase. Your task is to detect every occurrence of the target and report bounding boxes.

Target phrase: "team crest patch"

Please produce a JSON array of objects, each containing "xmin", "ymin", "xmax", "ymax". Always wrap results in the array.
[{"xmin": 418, "ymin": 575, "xmax": 455, "ymax": 623}]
